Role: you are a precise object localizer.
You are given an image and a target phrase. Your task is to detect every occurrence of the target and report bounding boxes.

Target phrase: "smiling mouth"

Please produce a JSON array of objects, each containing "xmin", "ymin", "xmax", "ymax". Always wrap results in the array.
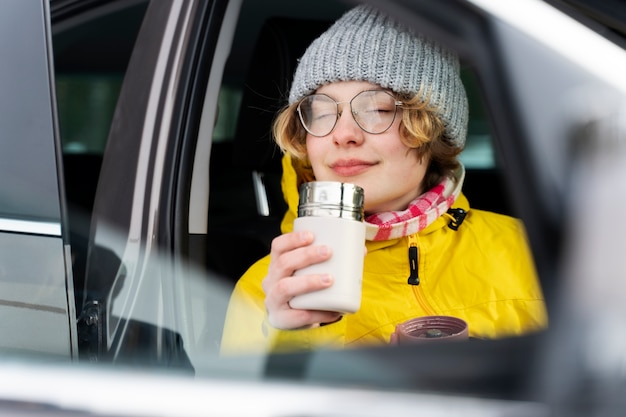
[{"xmin": 330, "ymin": 160, "xmax": 375, "ymax": 176}]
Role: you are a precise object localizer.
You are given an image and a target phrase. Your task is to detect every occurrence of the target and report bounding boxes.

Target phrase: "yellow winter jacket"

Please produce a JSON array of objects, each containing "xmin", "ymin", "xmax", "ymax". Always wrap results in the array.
[{"xmin": 220, "ymin": 155, "xmax": 547, "ymax": 354}]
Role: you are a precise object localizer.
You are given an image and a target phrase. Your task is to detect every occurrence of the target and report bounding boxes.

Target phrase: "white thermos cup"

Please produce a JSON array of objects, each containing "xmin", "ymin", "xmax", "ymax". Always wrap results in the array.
[{"xmin": 289, "ymin": 181, "xmax": 366, "ymax": 314}]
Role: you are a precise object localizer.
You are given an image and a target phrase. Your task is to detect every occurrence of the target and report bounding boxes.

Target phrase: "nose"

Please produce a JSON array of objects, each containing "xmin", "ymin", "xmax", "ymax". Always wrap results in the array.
[{"xmin": 332, "ymin": 106, "xmax": 364, "ymax": 146}]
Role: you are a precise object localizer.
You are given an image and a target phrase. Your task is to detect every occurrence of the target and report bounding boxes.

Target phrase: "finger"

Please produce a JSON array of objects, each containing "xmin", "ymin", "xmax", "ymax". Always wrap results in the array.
[
  {"xmin": 270, "ymin": 230, "xmax": 314, "ymax": 255},
  {"xmin": 269, "ymin": 308, "xmax": 342, "ymax": 330},
  {"xmin": 264, "ymin": 273, "xmax": 334, "ymax": 330},
  {"xmin": 262, "ymin": 244, "xmax": 331, "ymax": 294},
  {"xmin": 277, "ymin": 244, "xmax": 332, "ymax": 275},
  {"xmin": 265, "ymin": 273, "xmax": 333, "ymax": 307},
  {"xmin": 265, "ymin": 231, "xmax": 330, "ymax": 283},
  {"xmin": 267, "ymin": 244, "xmax": 333, "ymax": 284}
]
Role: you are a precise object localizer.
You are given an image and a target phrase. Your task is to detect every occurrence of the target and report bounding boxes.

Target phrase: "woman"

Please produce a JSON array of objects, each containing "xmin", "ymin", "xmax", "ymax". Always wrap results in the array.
[{"xmin": 220, "ymin": 5, "xmax": 547, "ymax": 354}]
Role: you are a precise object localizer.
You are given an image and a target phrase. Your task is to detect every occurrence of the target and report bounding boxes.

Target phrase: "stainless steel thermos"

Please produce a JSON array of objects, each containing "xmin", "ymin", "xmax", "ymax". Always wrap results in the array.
[{"xmin": 289, "ymin": 181, "xmax": 366, "ymax": 314}]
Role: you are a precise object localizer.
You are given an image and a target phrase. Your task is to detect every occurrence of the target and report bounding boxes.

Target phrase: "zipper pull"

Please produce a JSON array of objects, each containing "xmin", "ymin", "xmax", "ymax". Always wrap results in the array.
[
  {"xmin": 407, "ymin": 235, "xmax": 419, "ymax": 285},
  {"xmin": 447, "ymin": 208, "xmax": 467, "ymax": 231}
]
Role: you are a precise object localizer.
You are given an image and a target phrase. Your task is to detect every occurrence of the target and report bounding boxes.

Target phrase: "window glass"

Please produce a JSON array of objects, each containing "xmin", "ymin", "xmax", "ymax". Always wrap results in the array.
[
  {"xmin": 51, "ymin": 0, "xmax": 149, "ymax": 317},
  {"xmin": 207, "ymin": 0, "xmax": 538, "ymax": 369},
  {"xmin": 460, "ymin": 69, "xmax": 496, "ymax": 169},
  {"xmin": 461, "ymin": 122, "xmax": 495, "ymax": 168},
  {"xmin": 56, "ymin": 74, "xmax": 123, "ymax": 154},
  {"xmin": 52, "ymin": 1, "xmax": 149, "ymax": 155},
  {"xmin": 213, "ymin": 86, "xmax": 243, "ymax": 143}
]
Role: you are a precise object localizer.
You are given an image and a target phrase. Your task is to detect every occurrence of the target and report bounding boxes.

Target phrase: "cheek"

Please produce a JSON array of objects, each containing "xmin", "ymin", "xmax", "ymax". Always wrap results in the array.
[
  {"xmin": 389, "ymin": 149, "xmax": 427, "ymax": 184},
  {"xmin": 387, "ymin": 142, "xmax": 419, "ymax": 166},
  {"xmin": 304, "ymin": 136, "xmax": 324, "ymax": 165}
]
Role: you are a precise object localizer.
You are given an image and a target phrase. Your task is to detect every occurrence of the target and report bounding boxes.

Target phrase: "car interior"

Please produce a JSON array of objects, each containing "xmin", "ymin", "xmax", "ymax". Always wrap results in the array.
[
  {"xmin": 40, "ymin": 0, "xmax": 624, "ymax": 405},
  {"xmin": 205, "ymin": 12, "xmax": 513, "ymax": 281},
  {"xmin": 55, "ymin": 0, "xmax": 512, "ymax": 301},
  {"xmin": 8, "ymin": 0, "xmax": 616, "ymax": 408}
]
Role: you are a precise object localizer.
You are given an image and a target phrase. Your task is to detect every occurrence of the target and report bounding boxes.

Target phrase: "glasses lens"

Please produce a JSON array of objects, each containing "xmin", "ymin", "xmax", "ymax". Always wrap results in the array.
[
  {"xmin": 298, "ymin": 95, "xmax": 338, "ymax": 137},
  {"xmin": 351, "ymin": 90, "xmax": 398, "ymax": 134}
]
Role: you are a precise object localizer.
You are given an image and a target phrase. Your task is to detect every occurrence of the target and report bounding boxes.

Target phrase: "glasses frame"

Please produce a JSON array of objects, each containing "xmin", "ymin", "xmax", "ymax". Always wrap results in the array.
[{"xmin": 296, "ymin": 90, "xmax": 404, "ymax": 137}]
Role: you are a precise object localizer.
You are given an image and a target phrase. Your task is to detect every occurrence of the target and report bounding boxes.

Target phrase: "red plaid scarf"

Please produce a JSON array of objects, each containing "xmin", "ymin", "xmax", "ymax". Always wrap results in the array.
[{"xmin": 364, "ymin": 167, "xmax": 464, "ymax": 241}]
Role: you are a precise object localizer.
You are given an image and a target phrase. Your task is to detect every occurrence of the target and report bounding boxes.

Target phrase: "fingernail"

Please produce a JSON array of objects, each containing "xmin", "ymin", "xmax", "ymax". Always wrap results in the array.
[
  {"xmin": 300, "ymin": 231, "xmax": 313, "ymax": 243},
  {"xmin": 320, "ymin": 274, "xmax": 332, "ymax": 284},
  {"xmin": 318, "ymin": 245, "xmax": 331, "ymax": 256}
]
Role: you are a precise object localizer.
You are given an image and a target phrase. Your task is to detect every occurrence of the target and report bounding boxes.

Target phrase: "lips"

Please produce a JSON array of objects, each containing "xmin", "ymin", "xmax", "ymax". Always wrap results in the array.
[{"xmin": 330, "ymin": 159, "xmax": 376, "ymax": 177}]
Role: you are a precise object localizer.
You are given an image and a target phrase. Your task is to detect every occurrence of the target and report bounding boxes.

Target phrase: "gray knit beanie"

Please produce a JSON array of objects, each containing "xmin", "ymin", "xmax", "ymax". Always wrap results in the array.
[{"xmin": 289, "ymin": 5, "xmax": 468, "ymax": 149}]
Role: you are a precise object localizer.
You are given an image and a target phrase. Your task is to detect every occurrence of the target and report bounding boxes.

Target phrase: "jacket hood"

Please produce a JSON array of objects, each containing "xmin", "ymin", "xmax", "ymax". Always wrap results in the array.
[{"xmin": 279, "ymin": 154, "xmax": 466, "ymax": 241}]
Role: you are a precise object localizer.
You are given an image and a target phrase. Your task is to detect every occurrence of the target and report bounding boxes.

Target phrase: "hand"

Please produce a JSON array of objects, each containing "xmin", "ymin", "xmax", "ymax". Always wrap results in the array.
[{"xmin": 262, "ymin": 230, "xmax": 343, "ymax": 329}]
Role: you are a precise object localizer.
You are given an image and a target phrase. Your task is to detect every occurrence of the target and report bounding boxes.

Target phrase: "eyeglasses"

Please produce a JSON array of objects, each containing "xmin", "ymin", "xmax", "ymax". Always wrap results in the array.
[{"xmin": 296, "ymin": 90, "xmax": 403, "ymax": 137}]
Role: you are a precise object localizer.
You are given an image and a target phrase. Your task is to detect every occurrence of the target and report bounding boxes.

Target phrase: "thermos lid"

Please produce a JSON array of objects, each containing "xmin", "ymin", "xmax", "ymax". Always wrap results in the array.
[
  {"xmin": 298, "ymin": 181, "xmax": 364, "ymax": 221},
  {"xmin": 395, "ymin": 316, "xmax": 469, "ymax": 344}
]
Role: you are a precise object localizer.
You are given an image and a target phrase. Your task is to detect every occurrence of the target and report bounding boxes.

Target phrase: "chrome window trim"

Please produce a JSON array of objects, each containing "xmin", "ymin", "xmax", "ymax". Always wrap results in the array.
[
  {"xmin": 0, "ymin": 218, "xmax": 61, "ymax": 237},
  {"xmin": 190, "ymin": 0, "xmax": 243, "ymax": 234}
]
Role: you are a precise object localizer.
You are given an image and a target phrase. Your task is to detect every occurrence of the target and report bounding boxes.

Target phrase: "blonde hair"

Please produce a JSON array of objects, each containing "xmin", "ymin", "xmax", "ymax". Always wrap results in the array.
[{"xmin": 272, "ymin": 92, "xmax": 462, "ymax": 190}]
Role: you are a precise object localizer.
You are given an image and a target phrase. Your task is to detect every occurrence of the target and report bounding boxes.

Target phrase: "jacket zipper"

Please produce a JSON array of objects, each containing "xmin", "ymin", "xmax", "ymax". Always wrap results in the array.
[
  {"xmin": 407, "ymin": 234, "xmax": 420, "ymax": 285},
  {"xmin": 407, "ymin": 234, "xmax": 436, "ymax": 315}
]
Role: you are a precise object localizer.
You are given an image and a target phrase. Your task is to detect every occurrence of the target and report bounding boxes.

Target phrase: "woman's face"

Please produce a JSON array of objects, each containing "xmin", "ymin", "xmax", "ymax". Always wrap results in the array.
[{"xmin": 305, "ymin": 81, "xmax": 428, "ymax": 214}]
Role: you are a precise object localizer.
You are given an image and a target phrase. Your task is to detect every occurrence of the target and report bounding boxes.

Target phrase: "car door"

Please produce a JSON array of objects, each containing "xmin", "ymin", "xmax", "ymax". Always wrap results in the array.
[
  {"xmin": 0, "ymin": 0, "xmax": 77, "ymax": 359},
  {"xmin": 79, "ymin": 0, "xmax": 237, "ymax": 370}
]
